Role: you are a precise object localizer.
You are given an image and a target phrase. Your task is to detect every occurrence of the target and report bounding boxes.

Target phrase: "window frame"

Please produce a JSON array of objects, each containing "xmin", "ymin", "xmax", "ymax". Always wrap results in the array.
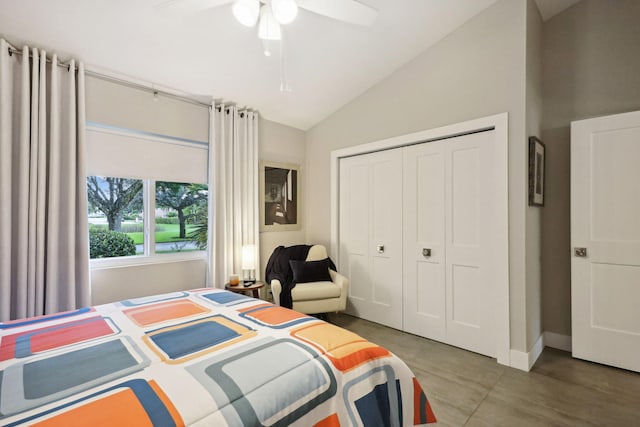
[
  {"xmin": 86, "ymin": 122, "xmax": 209, "ymax": 269},
  {"xmin": 89, "ymin": 178, "xmax": 207, "ymax": 268}
]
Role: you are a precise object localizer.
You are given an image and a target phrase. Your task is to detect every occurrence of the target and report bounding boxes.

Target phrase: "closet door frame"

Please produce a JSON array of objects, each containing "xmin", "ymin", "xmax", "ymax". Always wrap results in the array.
[{"xmin": 330, "ymin": 113, "xmax": 510, "ymax": 367}]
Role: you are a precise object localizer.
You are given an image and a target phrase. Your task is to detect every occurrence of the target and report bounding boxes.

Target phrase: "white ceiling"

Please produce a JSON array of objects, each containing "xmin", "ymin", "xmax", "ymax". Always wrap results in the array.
[{"xmin": 0, "ymin": 0, "xmax": 577, "ymax": 130}]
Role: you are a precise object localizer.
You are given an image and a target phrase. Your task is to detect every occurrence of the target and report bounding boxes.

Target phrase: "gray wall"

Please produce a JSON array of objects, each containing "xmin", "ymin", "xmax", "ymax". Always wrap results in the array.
[
  {"xmin": 86, "ymin": 76, "xmax": 211, "ymax": 304},
  {"xmin": 540, "ymin": 0, "xmax": 640, "ymax": 336},
  {"xmin": 525, "ymin": 0, "xmax": 544, "ymax": 350},
  {"xmin": 86, "ymin": 75, "xmax": 209, "ymax": 142},
  {"xmin": 86, "ymin": 76, "xmax": 306, "ymax": 303},
  {"xmin": 259, "ymin": 119, "xmax": 307, "ymax": 278},
  {"xmin": 91, "ymin": 260, "xmax": 207, "ymax": 305},
  {"xmin": 305, "ymin": 0, "xmax": 534, "ymax": 352}
]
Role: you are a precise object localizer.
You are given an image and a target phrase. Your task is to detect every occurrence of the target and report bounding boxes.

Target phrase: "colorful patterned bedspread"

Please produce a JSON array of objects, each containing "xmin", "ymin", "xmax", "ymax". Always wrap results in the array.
[{"xmin": 0, "ymin": 289, "xmax": 436, "ymax": 426}]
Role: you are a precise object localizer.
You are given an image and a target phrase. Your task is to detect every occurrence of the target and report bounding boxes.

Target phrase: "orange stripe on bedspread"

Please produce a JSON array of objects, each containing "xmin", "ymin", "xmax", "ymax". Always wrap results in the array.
[
  {"xmin": 32, "ymin": 389, "xmax": 152, "ymax": 427},
  {"xmin": 30, "ymin": 380, "xmax": 184, "ymax": 427},
  {"xmin": 413, "ymin": 377, "xmax": 437, "ymax": 424},
  {"xmin": 124, "ymin": 300, "xmax": 209, "ymax": 326},
  {"xmin": 291, "ymin": 322, "xmax": 390, "ymax": 371},
  {"xmin": 314, "ymin": 413, "xmax": 341, "ymax": 427},
  {"xmin": 240, "ymin": 305, "xmax": 310, "ymax": 325},
  {"xmin": 149, "ymin": 380, "xmax": 185, "ymax": 426}
]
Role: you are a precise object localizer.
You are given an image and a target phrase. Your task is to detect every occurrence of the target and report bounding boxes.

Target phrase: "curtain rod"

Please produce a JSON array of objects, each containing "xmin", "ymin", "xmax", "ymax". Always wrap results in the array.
[
  {"xmin": 87, "ymin": 70, "xmax": 257, "ymax": 115},
  {"xmin": 7, "ymin": 45, "xmax": 74, "ymax": 70},
  {"xmin": 6, "ymin": 42, "xmax": 255, "ymax": 114},
  {"xmin": 5, "ymin": 42, "xmax": 209, "ymax": 108},
  {"xmin": 84, "ymin": 70, "xmax": 212, "ymax": 109}
]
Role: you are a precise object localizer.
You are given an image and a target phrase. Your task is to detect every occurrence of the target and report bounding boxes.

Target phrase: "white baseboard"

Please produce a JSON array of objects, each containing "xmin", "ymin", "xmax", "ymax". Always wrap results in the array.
[
  {"xmin": 543, "ymin": 332, "xmax": 572, "ymax": 352},
  {"xmin": 509, "ymin": 334, "xmax": 544, "ymax": 372},
  {"xmin": 509, "ymin": 349, "xmax": 530, "ymax": 371},
  {"xmin": 509, "ymin": 332, "xmax": 572, "ymax": 371}
]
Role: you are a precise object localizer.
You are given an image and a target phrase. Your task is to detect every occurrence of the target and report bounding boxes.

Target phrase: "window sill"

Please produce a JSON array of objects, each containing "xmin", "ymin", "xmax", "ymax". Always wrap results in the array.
[{"xmin": 90, "ymin": 251, "xmax": 206, "ymax": 270}]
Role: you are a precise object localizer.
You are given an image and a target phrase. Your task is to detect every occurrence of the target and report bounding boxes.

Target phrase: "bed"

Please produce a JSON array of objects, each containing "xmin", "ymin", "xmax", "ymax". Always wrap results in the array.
[{"xmin": 0, "ymin": 288, "xmax": 436, "ymax": 426}]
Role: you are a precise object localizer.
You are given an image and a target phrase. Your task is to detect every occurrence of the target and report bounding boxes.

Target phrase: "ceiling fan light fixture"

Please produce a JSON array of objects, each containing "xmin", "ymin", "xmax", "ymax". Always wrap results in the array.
[
  {"xmin": 271, "ymin": 0, "xmax": 298, "ymax": 25},
  {"xmin": 232, "ymin": 0, "xmax": 260, "ymax": 27},
  {"xmin": 258, "ymin": 4, "xmax": 282, "ymax": 40}
]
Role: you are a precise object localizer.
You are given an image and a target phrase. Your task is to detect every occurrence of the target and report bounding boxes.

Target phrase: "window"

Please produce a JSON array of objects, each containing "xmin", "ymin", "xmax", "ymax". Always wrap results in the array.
[
  {"xmin": 87, "ymin": 177, "xmax": 208, "ymax": 259},
  {"xmin": 155, "ymin": 182, "xmax": 208, "ymax": 254},
  {"xmin": 85, "ymin": 123, "xmax": 209, "ymax": 262},
  {"xmin": 87, "ymin": 176, "xmax": 144, "ymax": 258}
]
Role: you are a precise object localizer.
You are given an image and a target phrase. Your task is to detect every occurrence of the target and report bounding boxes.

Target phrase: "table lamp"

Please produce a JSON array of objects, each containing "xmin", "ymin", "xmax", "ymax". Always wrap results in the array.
[{"xmin": 242, "ymin": 244, "xmax": 256, "ymax": 284}]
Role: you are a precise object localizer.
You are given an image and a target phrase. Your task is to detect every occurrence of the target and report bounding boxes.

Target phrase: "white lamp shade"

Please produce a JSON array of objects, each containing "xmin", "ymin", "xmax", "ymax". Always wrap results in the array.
[
  {"xmin": 271, "ymin": 0, "xmax": 298, "ymax": 25},
  {"xmin": 242, "ymin": 244, "xmax": 256, "ymax": 270},
  {"xmin": 258, "ymin": 4, "xmax": 282, "ymax": 40},
  {"xmin": 232, "ymin": 0, "xmax": 260, "ymax": 27}
]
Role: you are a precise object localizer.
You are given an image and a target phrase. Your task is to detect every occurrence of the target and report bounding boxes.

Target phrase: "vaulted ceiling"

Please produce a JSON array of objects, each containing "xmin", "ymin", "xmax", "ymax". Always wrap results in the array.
[{"xmin": 0, "ymin": 0, "xmax": 579, "ymax": 130}]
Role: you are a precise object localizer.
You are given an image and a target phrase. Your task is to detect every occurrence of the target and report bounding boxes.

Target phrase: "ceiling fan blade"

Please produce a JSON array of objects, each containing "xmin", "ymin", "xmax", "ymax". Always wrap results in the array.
[
  {"xmin": 298, "ymin": 0, "xmax": 378, "ymax": 26},
  {"xmin": 154, "ymin": 0, "xmax": 233, "ymax": 12}
]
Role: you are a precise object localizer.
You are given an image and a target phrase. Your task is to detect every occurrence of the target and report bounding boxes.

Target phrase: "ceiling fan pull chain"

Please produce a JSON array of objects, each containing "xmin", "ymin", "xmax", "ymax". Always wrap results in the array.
[{"xmin": 279, "ymin": 30, "xmax": 292, "ymax": 92}]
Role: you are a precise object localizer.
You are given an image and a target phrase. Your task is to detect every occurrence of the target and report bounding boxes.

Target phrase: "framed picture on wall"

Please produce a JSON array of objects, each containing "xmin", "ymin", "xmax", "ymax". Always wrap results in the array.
[
  {"xmin": 528, "ymin": 136, "xmax": 545, "ymax": 206},
  {"xmin": 260, "ymin": 161, "xmax": 301, "ymax": 231}
]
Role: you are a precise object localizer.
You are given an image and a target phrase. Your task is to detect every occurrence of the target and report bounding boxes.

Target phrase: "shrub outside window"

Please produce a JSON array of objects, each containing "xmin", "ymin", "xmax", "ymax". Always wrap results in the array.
[{"xmin": 87, "ymin": 176, "xmax": 208, "ymax": 259}]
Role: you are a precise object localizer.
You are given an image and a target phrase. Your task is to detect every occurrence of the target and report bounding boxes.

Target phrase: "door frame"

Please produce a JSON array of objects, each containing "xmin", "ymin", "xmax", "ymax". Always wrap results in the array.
[{"xmin": 330, "ymin": 112, "xmax": 510, "ymax": 366}]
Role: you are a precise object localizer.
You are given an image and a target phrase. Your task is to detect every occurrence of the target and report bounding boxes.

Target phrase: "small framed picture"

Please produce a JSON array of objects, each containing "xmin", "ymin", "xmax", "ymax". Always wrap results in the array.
[{"xmin": 528, "ymin": 136, "xmax": 545, "ymax": 206}]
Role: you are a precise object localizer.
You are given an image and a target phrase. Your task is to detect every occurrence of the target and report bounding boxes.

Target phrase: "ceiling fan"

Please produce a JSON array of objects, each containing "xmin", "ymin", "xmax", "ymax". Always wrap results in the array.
[
  {"xmin": 156, "ymin": 0, "xmax": 377, "ymax": 90},
  {"xmin": 155, "ymin": 0, "xmax": 379, "ymax": 42}
]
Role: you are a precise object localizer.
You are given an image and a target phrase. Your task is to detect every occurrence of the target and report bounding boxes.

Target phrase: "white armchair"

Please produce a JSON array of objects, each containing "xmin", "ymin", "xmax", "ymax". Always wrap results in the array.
[{"xmin": 271, "ymin": 245, "xmax": 349, "ymax": 314}]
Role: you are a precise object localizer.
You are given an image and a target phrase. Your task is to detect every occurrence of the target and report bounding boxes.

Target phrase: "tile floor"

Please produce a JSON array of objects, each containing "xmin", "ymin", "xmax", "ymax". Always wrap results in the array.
[{"xmin": 328, "ymin": 313, "xmax": 640, "ymax": 427}]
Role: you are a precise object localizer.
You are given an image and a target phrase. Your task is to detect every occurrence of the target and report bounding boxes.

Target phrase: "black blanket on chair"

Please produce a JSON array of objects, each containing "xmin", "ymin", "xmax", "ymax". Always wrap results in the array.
[
  {"xmin": 265, "ymin": 245, "xmax": 311, "ymax": 309},
  {"xmin": 265, "ymin": 245, "xmax": 338, "ymax": 309}
]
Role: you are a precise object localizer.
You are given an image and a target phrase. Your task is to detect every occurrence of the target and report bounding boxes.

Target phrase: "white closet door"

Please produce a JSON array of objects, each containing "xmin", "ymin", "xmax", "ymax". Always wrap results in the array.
[
  {"xmin": 444, "ymin": 131, "xmax": 495, "ymax": 357},
  {"xmin": 402, "ymin": 142, "xmax": 446, "ymax": 341},
  {"xmin": 340, "ymin": 155, "xmax": 370, "ymax": 319},
  {"xmin": 403, "ymin": 131, "xmax": 495, "ymax": 357},
  {"xmin": 340, "ymin": 149, "xmax": 403, "ymax": 329},
  {"xmin": 571, "ymin": 111, "xmax": 640, "ymax": 372}
]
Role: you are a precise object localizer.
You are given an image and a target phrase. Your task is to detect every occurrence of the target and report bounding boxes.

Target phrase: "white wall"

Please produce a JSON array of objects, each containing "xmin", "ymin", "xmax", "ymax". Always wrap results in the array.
[
  {"xmin": 305, "ymin": 0, "xmax": 532, "ymax": 352},
  {"xmin": 540, "ymin": 0, "xmax": 640, "ymax": 337},
  {"xmin": 258, "ymin": 118, "xmax": 307, "ymax": 277}
]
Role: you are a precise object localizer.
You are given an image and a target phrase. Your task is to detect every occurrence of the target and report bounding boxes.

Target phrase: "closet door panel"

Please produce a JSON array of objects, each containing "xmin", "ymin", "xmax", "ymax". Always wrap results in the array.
[
  {"xmin": 451, "ymin": 264, "xmax": 480, "ymax": 327},
  {"xmin": 340, "ymin": 150, "xmax": 402, "ymax": 329},
  {"xmin": 450, "ymin": 147, "xmax": 479, "ymax": 247},
  {"xmin": 445, "ymin": 131, "xmax": 494, "ymax": 357},
  {"xmin": 402, "ymin": 142, "xmax": 445, "ymax": 340},
  {"xmin": 340, "ymin": 157, "xmax": 370, "ymax": 306},
  {"xmin": 368, "ymin": 150, "xmax": 403, "ymax": 329}
]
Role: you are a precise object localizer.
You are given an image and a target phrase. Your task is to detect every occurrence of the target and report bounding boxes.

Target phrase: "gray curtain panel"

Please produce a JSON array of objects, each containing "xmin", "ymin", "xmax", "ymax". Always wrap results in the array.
[{"xmin": 0, "ymin": 39, "xmax": 90, "ymax": 321}]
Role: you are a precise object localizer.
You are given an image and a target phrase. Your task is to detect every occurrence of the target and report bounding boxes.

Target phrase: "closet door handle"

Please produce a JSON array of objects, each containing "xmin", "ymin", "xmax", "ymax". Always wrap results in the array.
[
  {"xmin": 422, "ymin": 248, "xmax": 432, "ymax": 257},
  {"xmin": 574, "ymin": 247, "xmax": 587, "ymax": 257},
  {"xmin": 376, "ymin": 245, "xmax": 385, "ymax": 254}
]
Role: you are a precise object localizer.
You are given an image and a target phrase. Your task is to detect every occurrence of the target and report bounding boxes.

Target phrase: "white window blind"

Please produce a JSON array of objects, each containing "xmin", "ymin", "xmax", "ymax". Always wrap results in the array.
[{"xmin": 86, "ymin": 123, "xmax": 208, "ymax": 184}]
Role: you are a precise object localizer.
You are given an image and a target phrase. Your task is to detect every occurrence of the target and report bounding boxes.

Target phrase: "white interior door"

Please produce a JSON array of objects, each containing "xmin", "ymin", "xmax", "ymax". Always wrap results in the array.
[
  {"xmin": 402, "ymin": 141, "xmax": 446, "ymax": 341},
  {"xmin": 340, "ymin": 149, "xmax": 403, "ymax": 329},
  {"xmin": 340, "ymin": 155, "xmax": 370, "ymax": 319},
  {"xmin": 403, "ymin": 131, "xmax": 495, "ymax": 357},
  {"xmin": 571, "ymin": 110, "xmax": 640, "ymax": 372},
  {"xmin": 444, "ymin": 131, "xmax": 495, "ymax": 357}
]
